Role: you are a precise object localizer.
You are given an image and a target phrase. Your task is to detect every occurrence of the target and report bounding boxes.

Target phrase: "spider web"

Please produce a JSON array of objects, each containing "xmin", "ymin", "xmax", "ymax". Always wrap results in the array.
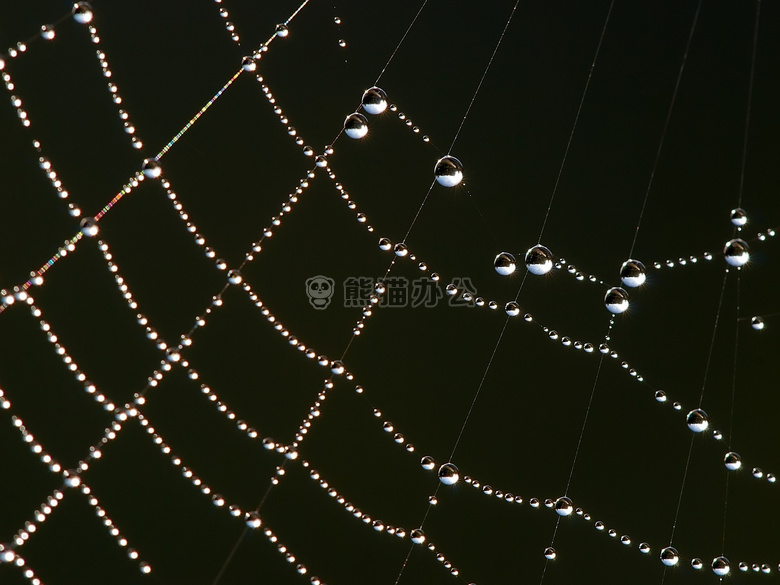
[{"xmin": 1, "ymin": 1, "xmax": 779, "ymax": 584}]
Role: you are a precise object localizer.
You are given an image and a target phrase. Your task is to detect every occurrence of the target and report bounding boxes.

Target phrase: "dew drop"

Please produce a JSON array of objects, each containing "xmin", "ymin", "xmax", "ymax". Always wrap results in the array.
[
  {"xmin": 245, "ymin": 511, "xmax": 262, "ymax": 529},
  {"xmin": 505, "ymin": 302, "xmax": 520, "ymax": 317},
  {"xmin": 660, "ymin": 547, "xmax": 679, "ymax": 566},
  {"xmin": 604, "ymin": 287, "xmax": 629, "ymax": 314},
  {"xmin": 420, "ymin": 456, "xmax": 436, "ymax": 471},
  {"xmin": 691, "ymin": 558, "xmax": 703, "ymax": 570},
  {"xmin": 142, "ymin": 159, "xmax": 162, "ymax": 179},
  {"xmin": 242, "ymin": 57, "xmax": 256, "ymax": 72},
  {"xmin": 378, "ymin": 238, "xmax": 392, "ymax": 251},
  {"xmin": 751, "ymin": 316, "xmax": 764, "ymax": 330},
  {"xmin": 361, "ymin": 87, "xmax": 388, "ymax": 115},
  {"xmin": 438, "ymin": 463, "xmax": 459, "ymax": 485},
  {"xmin": 724, "ymin": 452, "xmax": 741, "ymax": 470},
  {"xmin": 730, "ymin": 207, "xmax": 747, "ymax": 226},
  {"xmin": 227, "ymin": 269, "xmax": 242, "ymax": 285},
  {"xmin": 72, "ymin": 2, "xmax": 93, "ymax": 24},
  {"xmin": 686, "ymin": 409, "xmax": 708, "ymax": 432},
  {"xmin": 639, "ymin": 543, "xmax": 650, "ymax": 554},
  {"xmin": 554, "ymin": 496, "xmax": 573, "ymax": 516},
  {"xmin": 41, "ymin": 25, "xmax": 56, "ymax": 40},
  {"xmin": 410, "ymin": 528, "xmax": 425, "ymax": 544},
  {"xmin": 525, "ymin": 245, "xmax": 553, "ymax": 275},
  {"xmin": 543, "ymin": 547, "xmax": 556, "ymax": 560},
  {"xmin": 275, "ymin": 24, "xmax": 289, "ymax": 37},
  {"xmin": 434, "ymin": 156, "xmax": 464, "ymax": 187},
  {"xmin": 394, "ymin": 243, "xmax": 408, "ymax": 257},
  {"xmin": 620, "ymin": 259, "xmax": 646, "ymax": 287},
  {"xmin": 724, "ymin": 239, "xmax": 749, "ymax": 267},
  {"xmin": 494, "ymin": 252, "xmax": 516, "ymax": 276},
  {"xmin": 80, "ymin": 217, "xmax": 98, "ymax": 237},
  {"xmin": 344, "ymin": 113, "xmax": 368, "ymax": 139},
  {"xmin": 712, "ymin": 556, "xmax": 730, "ymax": 576}
]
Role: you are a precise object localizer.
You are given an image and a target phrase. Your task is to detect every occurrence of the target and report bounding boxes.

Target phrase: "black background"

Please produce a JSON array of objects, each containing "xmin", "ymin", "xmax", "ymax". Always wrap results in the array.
[{"xmin": 1, "ymin": 1, "xmax": 779, "ymax": 584}]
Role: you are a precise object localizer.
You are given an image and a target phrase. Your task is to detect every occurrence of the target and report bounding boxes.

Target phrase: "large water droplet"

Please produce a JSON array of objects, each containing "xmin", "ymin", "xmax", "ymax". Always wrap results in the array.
[
  {"xmin": 438, "ymin": 463, "xmax": 459, "ymax": 485},
  {"xmin": 505, "ymin": 302, "xmax": 520, "ymax": 317},
  {"xmin": 80, "ymin": 217, "xmax": 98, "ymax": 237},
  {"xmin": 72, "ymin": 2, "xmax": 94, "ymax": 24},
  {"xmin": 660, "ymin": 547, "xmax": 679, "ymax": 566},
  {"xmin": 730, "ymin": 207, "xmax": 747, "ymax": 226},
  {"xmin": 555, "ymin": 497, "xmax": 573, "ymax": 516},
  {"xmin": 724, "ymin": 452, "xmax": 741, "ymax": 470},
  {"xmin": 245, "ymin": 511, "xmax": 262, "ymax": 529},
  {"xmin": 724, "ymin": 239, "xmax": 749, "ymax": 267},
  {"xmin": 494, "ymin": 252, "xmax": 516, "ymax": 276},
  {"xmin": 543, "ymin": 547, "xmax": 557, "ymax": 560},
  {"xmin": 687, "ymin": 409, "xmax": 708, "ymax": 432},
  {"xmin": 525, "ymin": 245, "xmax": 553, "ymax": 275},
  {"xmin": 362, "ymin": 87, "xmax": 388, "ymax": 115},
  {"xmin": 275, "ymin": 24, "xmax": 289, "ymax": 37},
  {"xmin": 712, "ymin": 556, "xmax": 730, "ymax": 576},
  {"xmin": 227, "ymin": 269, "xmax": 242, "ymax": 285},
  {"xmin": 604, "ymin": 287, "xmax": 629, "ymax": 314},
  {"xmin": 142, "ymin": 159, "xmax": 162, "ymax": 179},
  {"xmin": 410, "ymin": 528, "xmax": 426, "ymax": 544},
  {"xmin": 420, "ymin": 456, "xmax": 436, "ymax": 470},
  {"xmin": 620, "ymin": 259, "xmax": 646, "ymax": 287},
  {"xmin": 344, "ymin": 113, "xmax": 368, "ymax": 139},
  {"xmin": 434, "ymin": 156, "xmax": 463, "ymax": 187},
  {"xmin": 242, "ymin": 57, "xmax": 256, "ymax": 72}
]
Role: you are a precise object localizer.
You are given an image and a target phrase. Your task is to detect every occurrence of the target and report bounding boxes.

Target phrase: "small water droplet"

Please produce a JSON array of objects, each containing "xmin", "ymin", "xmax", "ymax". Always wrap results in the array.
[
  {"xmin": 275, "ymin": 24, "xmax": 289, "ymax": 37},
  {"xmin": 544, "ymin": 547, "xmax": 556, "ymax": 560},
  {"xmin": 72, "ymin": 2, "xmax": 93, "ymax": 24},
  {"xmin": 751, "ymin": 316, "xmax": 764, "ymax": 330},
  {"xmin": 712, "ymin": 556, "xmax": 730, "ymax": 576}
]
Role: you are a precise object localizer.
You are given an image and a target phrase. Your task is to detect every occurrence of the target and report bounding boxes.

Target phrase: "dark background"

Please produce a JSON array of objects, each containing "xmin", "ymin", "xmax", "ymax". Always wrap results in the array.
[{"xmin": 1, "ymin": 1, "xmax": 779, "ymax": 584}]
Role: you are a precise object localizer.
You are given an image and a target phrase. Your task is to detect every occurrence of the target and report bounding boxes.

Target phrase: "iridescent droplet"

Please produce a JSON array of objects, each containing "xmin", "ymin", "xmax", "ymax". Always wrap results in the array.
[
  {"xmin": 434, "ymin": 156, "xmax": 464, "ymax": 187},
  {"xmin": 361, "ymin": 87, "xmax": 388, "ymax": 115},
  {"xmin": 438, "ymin": 463, "xmax": 459, "ymax": 485},
  {"xmin": 554, "ymin": 496, "xmax": 573, "ymax": 516},
  {"xmin": 712, "ymin": 556, "xmax": 730, "ymax": 576},
  {"xmin": 660, "ymin": 547, "xmax": 679, "ymax": 566},
  {"xmin": 525, "ymin": 245, "xmax": 553, "ymax": 275},
  {"xmin": 686, "ymin": 409, "xmax": 708, "ymax": 432},
  {"xmin": 724, "ymin": 452, "xmax": 741, "ymax": 470},
  {"xmin": 72, "ymin": 2, "xmax": 93, "ymax": 24},
  {"xmin": 494, "ymin": 252, "xmax": 516, "ymax": 276},
  {"xmin": 730, "ymin": 207, "xmax": 747, "ymax": 226},
  {"xmin": 620, "ymin": 259, "xmax": 646, "ymax": 288},
  {"xmin": 344, "ymin": 113, "xmax": 368, "ymax": 139},
  {"xmin": 604, "ymin": 287, "xmax": 629, "ymax": 314},
  {"xmin": 724, "ymin": 239, "xmax": 749, "ymax": 267}
]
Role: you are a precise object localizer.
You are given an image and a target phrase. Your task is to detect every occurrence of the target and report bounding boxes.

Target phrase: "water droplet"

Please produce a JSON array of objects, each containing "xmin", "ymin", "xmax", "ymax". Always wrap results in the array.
[
  {"xmin": 434, "ymin": 156, "xmax": 464, "ymax": 187},
  {"xmin": 751, "ymin": 316, "xmax": 764, "ymax": 330},
  {"xmin": 394, "ymin": 243, "xmax": 408, "ymax": 257},
  {"xmin": 724, "ymin": 452, "xmax": 741, "ymax": 470},
  {"xmin": 378, "ymin": 238, "xmax": 392, "ymax": 251},
  {"xmin": 227, "ymin": 269, "xmax": 242, "ymax": 285},
  {"xmin": 338, "ymin": 39, "xmax": 346, "ymax": 48},
  {"xmin": 620, "ymin": 535, "xmax": 631, "ymax": 545},
  {"xmin": 660, "ymin": 547, "xmax": 679, "ymax": 566},
  {"xmin": 604, "ymin": 287, "xmax": 629, "ymax": 314},
  {"xmin": 334, "ymin": 16, "xmax": 342, "ymax": 25},
  {"xmin": 64, "ymin": 470, "xmax": 81, "ymax": 487},
  {"xmin": 421, "ymin": 456, "xmax": 436, "ymax": 470},
  {"xmin": 80, "ymin": 217, "xmax": 98, "ymax": 237},
  {"xmin": 712, "ymin": 556, "xmax": 730, "ymax": 576},
  {"xmin": 315, "ymin": 155, "xmax": 328, "ymax": 168},
  {"xmin": 724, "ymin": 239, "xmax": 749, "ymax": 267},
  {"xmin": 555, "ymin": 497, "xmax": 573, "ymax": 516},
  {"xmin": 639, "ymin": 543, "xmax": 650, "ymax": 554},
  {"xmin": 620, "ymin": 259, "xmax": 646, "ymax": 287},
  {"xmin": 655, "ymin": 391, "xmax": 667, "ymax": 402},
  {"xmin": 330, "ymin": 361, "xmax": 345, "ymax": 375},
  {"xmin": 142, "ymin": 159, "xmax": 162, "ymax": 179},
  {"xmin": 730, "ymin": 207, "xmax": 747, "ymax": 226},
  {"xmin": 242, "ymin": 57, "xmax": 256, "ymax": 72},
  {"xmin": 275, "ymin": 24, "xmax": 289, "ymax": 37},
  {"xmin": 41, "ymin": 25, "xmax": 55, "ymax": 41},
  {"xmin": 691, "ymin": 558, "xmax": 703, "ymax": 570},
  {"xmin": 361, "ymin": 87, "xmax": 388, "ymax": 115},
  {"xmin": 344, "ymin": 113, "xmax": 368, "ymax": 139},
  {"xmin": 246, "ymin": 511, "xmax": 262, "ymax": 528},
  {"xmin": 72, "ymin": 2, "xmax": 93, "ymax": 24},
  {"xmin": 544, "ymin": 547, "xmax": 557, "ymax": 560},
  {"xmin": 505, "ymin": 302, "xmax": 520, "ymax": 317},
  {"xmin": 438, "ymin": 463, "xmax": 459, "ymax": 485},
  {"xmin": 525, "ymin": 245, "xmax": 553, "ymax": 275},
  {"xmin": 410, "ymin": 528, "xmax": 425, "ymax": 544},
  {"xmin": 494, "ymin": 252, "xmax": 516, "ymax": 276},
  {"xmin": 686, "ymin": 409, "xmax": 708, "ymax": 432}
]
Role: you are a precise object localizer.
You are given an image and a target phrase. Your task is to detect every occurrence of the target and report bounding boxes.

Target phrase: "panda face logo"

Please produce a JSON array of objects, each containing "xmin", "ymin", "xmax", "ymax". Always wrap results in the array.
[{"xmin": 306, "ymin": 275, "xmax": 335, "ymax": 309}]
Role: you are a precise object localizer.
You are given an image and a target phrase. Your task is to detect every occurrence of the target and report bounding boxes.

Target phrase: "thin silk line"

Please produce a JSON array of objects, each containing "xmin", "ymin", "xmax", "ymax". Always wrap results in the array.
[
  {"xmin": 698, "ymin": 269, "xmax": 729, "ymax": 407},
  {"xmin": 721, "ymin": 275, "xmax": 741, "ymax": 553},
  {"xmin": 737, "ymin": 0, "xmax": 761, "ymax": 208},
  {"xmin": 374, "ymin": 1, "xmax": 429, "ymax": 86},
  {"xmin": 537, "ymin": 0, "xmax": 615, "ymax": 244},
  {"xmin": 447, "ymin": 0, "xmax": 520, "ymax": 154},
  {"xmin": 628, "ymin": 0, "xmax": 702, "ymax": 258},
  {"xmin": 668, "ymin": 434, "xmax": 696, "ymax": 544}
]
